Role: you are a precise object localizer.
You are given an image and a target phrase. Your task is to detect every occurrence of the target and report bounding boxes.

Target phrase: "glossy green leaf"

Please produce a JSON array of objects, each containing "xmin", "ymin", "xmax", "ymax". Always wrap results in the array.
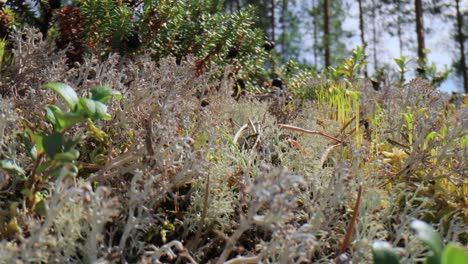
[
  {"xmin": 90, "ymin": 85, "xmax": 122, "ymax": 103},
  {"xmin": 44, "ymin": 105, "xmax": 84, "ymax": 132},
  {"xmin": 95, "ymin": 101, "xmax": 112, "ymax": 120},
  {"xmin": 54, "ymin": 148, "xmax": 80, "ymax": 162},
  {"xmin": 442, "ymin": 243, "xmax": 468, "ymax": 264},
  {"xmin": 23, "ymin": 126, "xmax": 44, "ymax": 158},
  {"xmin": 44, "ymin": 104, "xmax": 61, "ymax": 130},
  {"xmin": 394, "ymin": 56, "xmax": 406, "ymax": 71},
  {"xmin": 79, "ymin": 98, "xmax": 96, "ymax": 117},
  {"xmin": 78, "ymin": 98, "xmax": 111, "ymax": 120},
  {"xmin": 43, "ymin": 132, "xmax": 64, "ymax": 158},
  {"xmin": 372, "ymin": 241, "xmax": 401, "ymax": 264},
  {"xmin": 42, "ymin": 82, "xmax": 79, "ymax": 111}
]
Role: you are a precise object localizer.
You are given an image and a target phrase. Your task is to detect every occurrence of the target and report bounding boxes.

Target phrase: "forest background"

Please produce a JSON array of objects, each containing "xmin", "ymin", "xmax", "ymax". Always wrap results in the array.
[
  {"xmin": 224, "ymin": 0, "xmax": 467, "ymax": 93},
  {"xmin": 17, "ymin": 0, "xmax": 468, "ymax": 93}
]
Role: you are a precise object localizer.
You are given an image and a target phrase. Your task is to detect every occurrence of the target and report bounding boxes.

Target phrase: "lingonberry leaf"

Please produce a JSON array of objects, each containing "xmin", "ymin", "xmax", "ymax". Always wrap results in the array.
[{"xmin": 42, "ymin": 82, "xmax": 79, "ymax": 111}]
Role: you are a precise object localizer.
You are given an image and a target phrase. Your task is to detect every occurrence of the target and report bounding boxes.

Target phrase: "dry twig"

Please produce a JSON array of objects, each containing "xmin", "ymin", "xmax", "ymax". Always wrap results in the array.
[
  {"xmin": 337, "ymin": 185, "xmax": 363, "ymax": 259},
  {"xmin": 278, "ymin": 124, "xmax": 346, "ymax": 144}
]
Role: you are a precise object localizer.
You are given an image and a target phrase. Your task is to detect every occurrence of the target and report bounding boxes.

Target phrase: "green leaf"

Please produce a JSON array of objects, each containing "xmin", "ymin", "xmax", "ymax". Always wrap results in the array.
[
  {"xmin": 394, "ymin": 56, "xmax": 406, "ymax": 71},
  {"xmin": 411, "ymin": 220, "xmax": 444, "ymax": 263},
  {"xmin": 90, "ymin": 86, "xmax": 122, "ymax": 103},
  {"xmin": 34, "ymin": 199, "xmax": 47, "ymax": 216},
  {"xmin": 78, "ymin": 98, "xmax": 96, "ymax": 117},
  {"xmin": 42, "ymin": 82, "xmax": 79, "ymax": 111},
  {"xmin": 344, "ymin": 58, "xmax": 353, "ymax": 68},
  {"xmin": 54, "ymin": 151, "xmax": 79, "ymax": 162},
  {"xmin": 336, "ymin": 68, "xmax": 351, "ymax": 76},
  {"xmin": 0, "ymin": 160, "xmax": 26, "ymax": 177},
  {"xmin": 44, "ymin": 105, "xmax": 60, "ymax": 129},
  {"xmin": 425, "ymin": 131, "xmax": 438, "ymax": 143},
  {"xmin": 22, "ymin": 126, "xmax": 44, "ymax": 158},
  {"xmin": 78, "ymin": 98, "xmax": 111, "ymax": 120},
  {"xmin": 21, "ymin": 188, "xmax": 33, "ymax": 199},
  {"xmin": 442, "ymin": 243, "xmax": 468, "ymax": 264},
  {"xmin": 44, "ymin": 105, "xmax": 84, "ymax": 132},
  {"xmin": 43, "ymin": 132, "xmax": 64, "ymax": 158},
  {"xmin": 372, "ymin": 241, "xmax": 401, "ymax": 264}
]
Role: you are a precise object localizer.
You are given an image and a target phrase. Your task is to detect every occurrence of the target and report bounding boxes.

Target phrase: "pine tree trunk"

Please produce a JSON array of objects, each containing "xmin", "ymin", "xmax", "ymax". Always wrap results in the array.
[
  {"xmin": 323, "ymin": 0, "xmax": 331, "ymax": 67},
  {"xmin": 414, "ymin": 0, "xmax": 426, "ymax": 66},
  {"xmin": 270, "ymin": 0, "xmax": 277, "ymax": 73},
  {"xmin": 271, "ymin": 0, "xmax": 276, "ymax": 42},
  {"xmin": 371, "ymin": 0, "xmax": 378, "ymax": 71},
  {"xmin": 312, "ymin": 0, "xmax": 318, "ymax": 67},
  {"xmin": 455, "ymin": 0, "xmax": 467, "ymax": 93},
  {"xmin": 358, "ymin": 0, "xmax": 368, "ymax": 77},
  {"xmin": 281, "ymin": 0, "xmax": 287, "ymax": 62}
]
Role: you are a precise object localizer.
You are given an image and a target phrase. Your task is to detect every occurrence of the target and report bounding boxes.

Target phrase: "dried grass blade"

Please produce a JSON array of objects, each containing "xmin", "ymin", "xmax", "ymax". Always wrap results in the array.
[
  {"xmin": 233, "ymin": 123, "xmax": 250, "ymax": 145},
  {"xmin": 319, "ymin": 143, "xmax": 343, "ymax": 167}
]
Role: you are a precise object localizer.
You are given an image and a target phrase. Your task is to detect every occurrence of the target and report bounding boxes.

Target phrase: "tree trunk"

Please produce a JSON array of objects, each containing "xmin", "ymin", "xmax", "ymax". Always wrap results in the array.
[
  {"xmin": 414, "ymin": 0, "xmax": 426, "ymax": 66},
  {"xmin": 281, "ymin": 0, "xmax": 287, "ymax": 62},
  {"xmin": 371, "ymin": 0, "xmax": 378, "ymax": 71},
  {"xmin": 270, "ymin": 0, "xmax": 277, "ymax": 73},
  {"xmin": 455, "ymin": 0, "xmax": 467, "ymax": 93},
  {"xmin": 271, "ymin": 0, "xmax": 276, "ymax": 43},
  {"xmin": 358, "ymin": 0, "xmax": 368, "ymax": 77},
  {"xmin": 312, "ymin": 0, "xmax": 318, "ymax": 67},
  {"xmin": 323, "ymin": 0, "xmax": 331, "ymax": 67}
]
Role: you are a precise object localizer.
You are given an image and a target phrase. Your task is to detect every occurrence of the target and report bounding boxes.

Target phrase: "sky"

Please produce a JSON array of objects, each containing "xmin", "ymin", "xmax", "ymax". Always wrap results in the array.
[{"xmin": 296, "ymin": 0, "xmax": 467, "ymax": 93}]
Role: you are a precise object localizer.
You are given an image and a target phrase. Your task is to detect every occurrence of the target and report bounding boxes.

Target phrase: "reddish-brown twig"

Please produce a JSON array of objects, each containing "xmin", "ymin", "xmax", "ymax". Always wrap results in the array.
[
  {"xmin": 278, "ymin": 124, "xmax": 346, "ymax": 144},
  {"xmin": 338, "ymin": 185, "xmax": 363, "ymax": 257}
]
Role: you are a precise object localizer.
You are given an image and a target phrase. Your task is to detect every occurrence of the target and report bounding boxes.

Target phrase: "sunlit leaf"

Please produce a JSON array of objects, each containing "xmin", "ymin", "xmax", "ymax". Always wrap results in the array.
[
  {"xmin": 44, "ymin": 105, "xmax": 84, "ymax": 132},
  {"xmin": 42, "ymin": 82, "xmax": 79, "ymax": 111},
  {"xmin": 54, "ymin": 151, "xmax": 80, "ymax": 162},
  {"xmin": 394, "ymin": 56, "xmax": 406, "ymax": 71},
  {"xmin": 78, "ymin": 98, "xmax": 111, "ymax": 120},
  {"xmin": 90, "ymin": 85, "xmax": 122, "ymax": 103},
  {"xmin": 344, "ymin": 58, "xmax": 353, "ymax": 68}
]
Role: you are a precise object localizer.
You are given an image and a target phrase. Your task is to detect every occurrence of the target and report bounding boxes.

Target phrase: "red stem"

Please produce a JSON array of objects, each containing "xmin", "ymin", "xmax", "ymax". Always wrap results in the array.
[{"xmin": 338, "ymin": 185, "xmax": 363, "ymax": 256}]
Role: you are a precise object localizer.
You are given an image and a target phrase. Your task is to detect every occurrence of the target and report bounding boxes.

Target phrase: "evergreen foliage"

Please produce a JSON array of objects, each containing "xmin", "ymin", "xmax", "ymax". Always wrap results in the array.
[{"xmin": 71, "ymin": 0, "xmax": 266, "ymax": 79}]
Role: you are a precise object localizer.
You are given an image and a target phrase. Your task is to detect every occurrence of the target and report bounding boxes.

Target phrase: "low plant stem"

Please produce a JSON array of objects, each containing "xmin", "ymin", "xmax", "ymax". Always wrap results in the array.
[{"xmin": 338, "ymin": 185, "xmax": 363, "ymax": 257}]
